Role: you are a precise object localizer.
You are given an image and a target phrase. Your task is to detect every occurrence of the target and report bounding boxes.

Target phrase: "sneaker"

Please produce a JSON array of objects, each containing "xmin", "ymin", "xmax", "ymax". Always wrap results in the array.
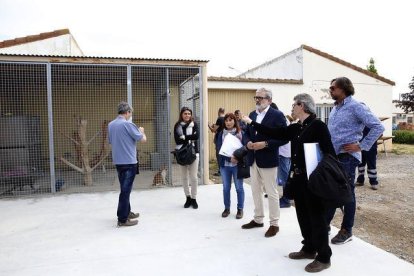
[
  {"xmin": 288, "ymin": 250, "xmax": 317, "ymax": 260},
  {"xmin": 117, "ymin": 219, "xmax": 138, "ymax": 227},
  {"xmin": 355, "ymin": 182, "xmax": 364, "ymax": 187},
  {"xmin": 305, "ymin": 260, "xmax": 331, "ymax": 273},
  {"xmin": 331, "ymin": 229, "xmax": 352, "ymax": 244},
  {"xmin": 128, "ymin": 212, "xmax": 139, "ymax": 219},
  {"xmin": 191, "ymin": 198, "xmax": 198, "ymax": 209},
  {"xmin": 236, "ymin": 209, "xmax": 243, "ymax": 219},
  {"xmin": 241, "ymin": 220, "xmax": 264, "ymax": 229},
  {"xmin": 222, "ymin": 209, "xmax": 230, "ymax": 217},
  {"xmin": 264, "ymin": 225, "xmax": 279, "ymax": 237},
  {"xmin": 371, "ymin": 184, "xmax": 378, "ymax": 190}
]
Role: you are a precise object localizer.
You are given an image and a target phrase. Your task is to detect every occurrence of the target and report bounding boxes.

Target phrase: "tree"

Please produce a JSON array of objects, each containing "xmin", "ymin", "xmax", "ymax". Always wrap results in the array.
[
  {"xmin": 366, "ymin": 57, "xmax": 378, "ymax": 74},
  {"xmin": 395, "ymin": 76, "xmax": 414, "ymax": 113}
]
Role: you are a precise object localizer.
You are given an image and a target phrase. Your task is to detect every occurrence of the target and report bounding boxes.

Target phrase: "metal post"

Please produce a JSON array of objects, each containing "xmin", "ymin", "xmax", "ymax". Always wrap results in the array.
[
  {"xmin": 46, "ymin": 63, "xmax": 56, "ymax": 193},
  {"xmin": 127, "ymin": 65, "xmax": 132, "ymax": 105},
  {"xmin": 166, "ymin": 68, "xmax": 173, "ymax": 185}
]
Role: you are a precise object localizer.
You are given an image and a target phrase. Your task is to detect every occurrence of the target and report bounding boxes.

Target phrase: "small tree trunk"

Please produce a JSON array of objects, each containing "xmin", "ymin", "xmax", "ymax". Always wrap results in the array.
[{"xmin": 78, "ymin": 119, "xmax": 93, "ymax": 186}]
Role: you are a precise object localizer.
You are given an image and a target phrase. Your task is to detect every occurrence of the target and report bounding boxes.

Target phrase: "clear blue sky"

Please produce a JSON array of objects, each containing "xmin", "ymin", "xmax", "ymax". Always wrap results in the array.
[{"xmin": 1, "ymin": 0, "xmax": 412, "ymax": 99}]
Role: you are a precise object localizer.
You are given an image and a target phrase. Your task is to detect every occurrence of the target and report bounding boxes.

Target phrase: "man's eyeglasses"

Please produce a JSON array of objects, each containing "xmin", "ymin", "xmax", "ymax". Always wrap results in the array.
[{"xmin": 253, "ymin": 96, "xmax": 269, "ymax": 101}]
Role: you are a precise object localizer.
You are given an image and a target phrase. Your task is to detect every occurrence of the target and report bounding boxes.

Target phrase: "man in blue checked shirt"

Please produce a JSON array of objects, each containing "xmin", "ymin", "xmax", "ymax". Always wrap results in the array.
[{"xmin": 326, "ymin": 77, "xmax": 384, "ymax": 245}]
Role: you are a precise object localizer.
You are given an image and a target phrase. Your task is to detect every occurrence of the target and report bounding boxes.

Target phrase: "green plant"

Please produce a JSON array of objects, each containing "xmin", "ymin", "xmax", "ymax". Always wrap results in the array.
[{"xmin": 392, "ymin": 130, "xmax": 414, "ymax": 144}]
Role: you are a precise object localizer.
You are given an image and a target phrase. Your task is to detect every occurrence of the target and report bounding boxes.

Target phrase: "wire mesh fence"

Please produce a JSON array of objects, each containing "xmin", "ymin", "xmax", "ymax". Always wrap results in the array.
[{"xmin": 0, "ymin": 61, "xmax": 203, "ymax": 197}]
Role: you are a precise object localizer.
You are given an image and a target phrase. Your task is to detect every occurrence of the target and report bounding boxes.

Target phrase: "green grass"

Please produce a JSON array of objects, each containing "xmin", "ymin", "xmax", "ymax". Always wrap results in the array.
[{"xmin": 391, "ymin": 143, "xmax": 414, "ymax": 155}]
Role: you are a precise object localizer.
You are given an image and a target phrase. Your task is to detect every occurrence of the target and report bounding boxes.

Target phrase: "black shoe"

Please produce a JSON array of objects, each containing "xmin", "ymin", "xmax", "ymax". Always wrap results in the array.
[
  {"xmin": 184, "ymin": 196, "xmax": 192, "ymax": 208},
  {"xmin": 241, "ymin": 220, "xmax": 264, "ymax": 229},
  {"xmin": 222, "ymin": 209, "xmax": 230, "ymax": 217},
  {"xmin": 191, "ymin": 198, "xmax": 198, "ymax": 209},
  {"xmin": 236, "ymin": 209, "xmax": 243, "ymax": 219}
]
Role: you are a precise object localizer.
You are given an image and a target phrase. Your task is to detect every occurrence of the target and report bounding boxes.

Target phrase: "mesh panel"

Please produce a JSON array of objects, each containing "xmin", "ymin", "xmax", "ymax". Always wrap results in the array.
[
  {"xmin": 0, "ymin": 62, "xmax": 50, "ymax": 196},
  {"xmin": 0, "ymin": 61, "xmax": 202, "ymax": 197}
]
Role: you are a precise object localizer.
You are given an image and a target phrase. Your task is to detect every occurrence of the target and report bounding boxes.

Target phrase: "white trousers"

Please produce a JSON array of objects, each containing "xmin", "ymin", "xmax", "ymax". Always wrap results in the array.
[{"xmin": 250, "ymin": 161, "xmax": 280, "ymax": 226}]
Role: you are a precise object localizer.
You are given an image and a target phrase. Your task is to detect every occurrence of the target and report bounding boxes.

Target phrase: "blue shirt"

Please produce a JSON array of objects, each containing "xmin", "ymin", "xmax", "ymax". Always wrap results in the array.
[
  {"xmin": 108, "ymin": 116, "xmax": 144, "ymax": 165},
  {"xmin": 328, "ymin": 96, "xmax": 384, "ymax": 162}
]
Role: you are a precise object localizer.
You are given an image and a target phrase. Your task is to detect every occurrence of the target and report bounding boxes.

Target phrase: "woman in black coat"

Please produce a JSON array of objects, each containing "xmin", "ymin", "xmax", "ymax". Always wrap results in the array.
[{"xmin": 242, "ymin": 93, "xmax": 335, "ymax": 273}]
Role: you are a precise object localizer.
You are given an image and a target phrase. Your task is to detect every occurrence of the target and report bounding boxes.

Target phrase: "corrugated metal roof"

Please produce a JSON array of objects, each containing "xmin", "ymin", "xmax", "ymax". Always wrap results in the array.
[{"xmin": 0, "ymin": 52, "xmax": 209, "ymax": 64}]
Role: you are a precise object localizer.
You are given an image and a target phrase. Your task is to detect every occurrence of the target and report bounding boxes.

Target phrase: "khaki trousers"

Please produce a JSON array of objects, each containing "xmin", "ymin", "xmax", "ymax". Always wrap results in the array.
[
  {"xmin": 250, "ymin": 161, "xmax": 280, "ymax": 226},
  {"xmin": 179, "ymin": 154, "xmax": 199, "ymax": 199}
]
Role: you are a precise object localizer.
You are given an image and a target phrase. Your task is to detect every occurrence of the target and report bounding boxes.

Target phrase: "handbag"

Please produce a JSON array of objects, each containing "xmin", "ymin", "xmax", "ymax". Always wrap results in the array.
[
  {"xmin": 237, "ymin": 156, "xmax": 250, "ymax": 179},
  {"xmin": 174, "ymin": 142, "xmax": 196, "ymax": 165}
]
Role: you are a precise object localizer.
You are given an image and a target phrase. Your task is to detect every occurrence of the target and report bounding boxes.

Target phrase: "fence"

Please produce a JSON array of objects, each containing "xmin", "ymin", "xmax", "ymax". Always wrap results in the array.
[{"xmin": 0, "ymin": 61, "xmax": 204, "ymax": 197}]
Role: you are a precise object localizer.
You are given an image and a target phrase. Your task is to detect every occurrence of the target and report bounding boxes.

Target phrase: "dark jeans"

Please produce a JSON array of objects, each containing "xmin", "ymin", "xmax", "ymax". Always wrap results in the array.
[
  {"xmin": 116, "ymin": 164, "xmax": 137, "ymax": 223},
  {"xmin": 293, "ymin": 174, "xmax": 331, "ymax": 263},
  {"xmin": 220, "ymin": 166, "xmax": 244, "ymax": 209},
  {"xmin": 326, "ymin": 153, "xmax": 359, "ymax": 234}
]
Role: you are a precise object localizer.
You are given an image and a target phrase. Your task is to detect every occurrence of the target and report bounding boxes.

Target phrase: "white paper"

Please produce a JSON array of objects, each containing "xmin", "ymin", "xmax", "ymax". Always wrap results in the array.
[
  {"xmin": 218, "ymin": 134, "xmax": 243, "ymax": 157},
  {"xmin": 303, "ymin": 143, "xmax": 322, "ymax": 179}
]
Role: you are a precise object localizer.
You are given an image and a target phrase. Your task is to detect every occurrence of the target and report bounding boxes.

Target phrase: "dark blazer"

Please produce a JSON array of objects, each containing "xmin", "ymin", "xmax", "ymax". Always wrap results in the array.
[{"xmin": 245, "ymin": 107, "xmax": 287, "ymax": 168}]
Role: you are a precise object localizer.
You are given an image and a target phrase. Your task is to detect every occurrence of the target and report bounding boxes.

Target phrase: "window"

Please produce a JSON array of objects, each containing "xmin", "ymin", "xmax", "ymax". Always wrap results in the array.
[
  {"xmin": 316, "ymin": 104, "xmax": 334, "ymax": 124},
  {"xmin": 408, "ymin": 117, "xmax": 413, "ymax": 124}
]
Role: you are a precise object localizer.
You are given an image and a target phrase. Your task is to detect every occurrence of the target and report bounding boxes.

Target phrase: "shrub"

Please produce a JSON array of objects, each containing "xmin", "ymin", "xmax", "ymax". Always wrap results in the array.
[{"xmin": 393, "ymin": 130, "xmax": 414, "ymax": 144}]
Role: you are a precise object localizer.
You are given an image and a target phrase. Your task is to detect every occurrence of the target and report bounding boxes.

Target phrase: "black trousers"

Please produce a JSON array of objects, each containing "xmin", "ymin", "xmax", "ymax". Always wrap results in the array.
[{"xmin": 292, "ymin": 175, "xmax": 332, "ymax": 263}]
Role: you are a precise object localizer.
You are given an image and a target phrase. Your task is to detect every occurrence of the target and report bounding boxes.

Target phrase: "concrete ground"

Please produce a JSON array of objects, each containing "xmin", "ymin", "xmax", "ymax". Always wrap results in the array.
[{"xmin": 1, "ymin": 184, "xmax": 413, "ymax": 276}]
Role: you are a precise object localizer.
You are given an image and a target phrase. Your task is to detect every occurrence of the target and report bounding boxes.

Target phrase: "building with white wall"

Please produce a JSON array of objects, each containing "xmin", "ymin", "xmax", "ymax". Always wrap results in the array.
[{"xmin": 0, "ymin": 29, "xmax": 83, "ymax": 56}]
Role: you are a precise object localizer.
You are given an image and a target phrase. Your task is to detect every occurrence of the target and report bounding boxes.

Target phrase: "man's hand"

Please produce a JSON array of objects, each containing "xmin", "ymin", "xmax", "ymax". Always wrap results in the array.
[
  {"xmin": 342, "ymin": 143, "xmax": 360, "ymax": 153},
  {"xmin": 139, "ymin": 127, "xmax": 147, "ymax": 143},
  {"xmin": 241, "ymin": 115, "xmax": 252, "ymax": 124},
  {"xmin": 247, "ymin": 141, "xmax": 266, "ymax": 150}
]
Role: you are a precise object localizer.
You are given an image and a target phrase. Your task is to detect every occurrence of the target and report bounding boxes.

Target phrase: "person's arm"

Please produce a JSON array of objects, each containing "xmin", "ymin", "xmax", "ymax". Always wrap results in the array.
[
  {"xmin": 126, "ymin": 122, "xmax": 144, "ymax": 142},
  {"xmin": 242, "ymin": 115, "xmax": 291, "ymax": 141},
  {"xmin": 138, "ymin": 127, "xmax": 147, "ymax": 143},
  {"xmin": 185, "ymin": 122, "xmax": 199, "ymax": 141},
  {"xmin": 315, "ymin": 122, "xmax": 335, "ymax": 156},
  {"xmin": 356, "ymin": 105, "xmax": 385, "ymax": 151}
]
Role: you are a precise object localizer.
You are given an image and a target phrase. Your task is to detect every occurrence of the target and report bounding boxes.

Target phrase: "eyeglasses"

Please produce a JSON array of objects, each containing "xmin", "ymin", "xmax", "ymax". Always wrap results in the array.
[
  {"xmin": 292, "ymin": 102, "xmax": 302, "ymax": 108},
  {"xmin": 253, "ymin": 96, "xmax": 269, "ymax": 101}
]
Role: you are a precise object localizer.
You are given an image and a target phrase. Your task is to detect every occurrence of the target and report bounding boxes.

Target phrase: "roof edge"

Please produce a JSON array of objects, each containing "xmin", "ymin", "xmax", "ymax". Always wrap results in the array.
[
  {"xmin": 0, "ymin": 29, "xmax": 71, "ymax": 49},
  {"xmin": 301, "ymin": 44, "xmax": 395, "ymax": 86}
]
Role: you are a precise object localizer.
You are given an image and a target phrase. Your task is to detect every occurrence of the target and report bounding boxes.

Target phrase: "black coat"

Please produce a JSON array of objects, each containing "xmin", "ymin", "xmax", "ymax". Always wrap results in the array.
[{"xmin": 308, "ymin": 154, "xmax": 352, "ymax": 207}]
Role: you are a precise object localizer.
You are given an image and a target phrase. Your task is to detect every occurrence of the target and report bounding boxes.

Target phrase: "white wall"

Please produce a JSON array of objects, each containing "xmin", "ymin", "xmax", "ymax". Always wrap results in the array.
[
  {"xmin": 240, "ymin": 48, "xmax": 303, "ymax": 80},
  {"xmin": 301, "ymin": 50, "xmax": 394, "ymax": 136},
  {"xmin": 0, "ymin": 34, "xmax": 83, "ymax": 56}
]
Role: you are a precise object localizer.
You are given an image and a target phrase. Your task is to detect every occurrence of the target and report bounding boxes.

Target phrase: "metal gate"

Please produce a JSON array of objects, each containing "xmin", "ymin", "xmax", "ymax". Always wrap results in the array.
[{"xmin": 0, "ymin": 61, "xmax": 203, "ymax": 197}]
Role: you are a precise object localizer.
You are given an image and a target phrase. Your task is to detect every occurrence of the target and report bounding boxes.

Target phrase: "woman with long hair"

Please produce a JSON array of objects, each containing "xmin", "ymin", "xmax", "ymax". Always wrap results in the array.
[{"xmin": 173, "ymin": 107, "xmax": 200, "ymax": 209}]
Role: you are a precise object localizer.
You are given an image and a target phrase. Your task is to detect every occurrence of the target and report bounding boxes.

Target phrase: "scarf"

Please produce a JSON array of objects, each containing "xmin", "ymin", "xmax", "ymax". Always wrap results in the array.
[{"xmin": 176, "ymin": 121, "xmax": 194, "ymax": 150}]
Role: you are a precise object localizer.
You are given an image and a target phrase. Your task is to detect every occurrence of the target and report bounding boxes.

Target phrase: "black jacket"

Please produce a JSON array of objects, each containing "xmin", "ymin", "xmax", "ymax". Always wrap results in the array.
[
  {"xmin": 174, "ymin": 121, "xmax": 200, "ymax": 153},
  {"xmin": 308, "ymin": 154, "xmax": 352, "ymax": 207}
]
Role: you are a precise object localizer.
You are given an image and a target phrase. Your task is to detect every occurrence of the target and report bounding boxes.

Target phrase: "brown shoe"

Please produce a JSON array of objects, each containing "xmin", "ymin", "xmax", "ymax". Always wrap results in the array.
[
  {"xmin": 222, "ymin": 209, "xmax": 230, "ymax": 218},
  {"xmin": 241, "ymin": 220, "xmax": 264, "ymax": 229},
  {"xmin": 288, "ymin": 250, "xmax": 317, "ymax": 260},
  {"xmin": 117, "ymin": 219, "xmax": 138, "ymax": 227},
  {"xmin": 236, "ymin": 209, "xmax": 243, "ymax": 219},
  {"xmin": 264, "ymin": 225, "xmax": 279, "ymax": 237},
  {"xmin": 305, "ymin": 260, "xmax": 331, "ymax": 273}
]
